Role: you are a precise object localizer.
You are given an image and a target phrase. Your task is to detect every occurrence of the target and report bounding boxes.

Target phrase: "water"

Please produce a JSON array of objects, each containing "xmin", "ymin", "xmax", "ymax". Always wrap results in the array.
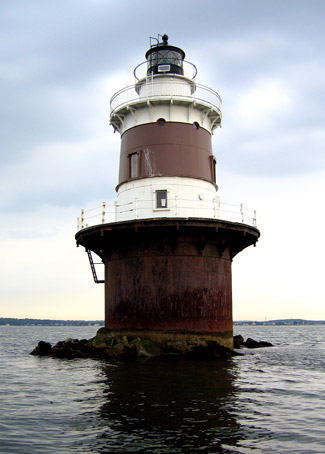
[{"xmin": 0, "ymin": 325, "xmax": 324, "ymax": 453}]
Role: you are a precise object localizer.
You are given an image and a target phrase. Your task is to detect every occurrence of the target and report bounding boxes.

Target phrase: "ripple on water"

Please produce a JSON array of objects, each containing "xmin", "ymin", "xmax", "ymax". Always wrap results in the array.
[{"xmin": 0, "ymin": 325, "xmax": 325, "ymax": 453}]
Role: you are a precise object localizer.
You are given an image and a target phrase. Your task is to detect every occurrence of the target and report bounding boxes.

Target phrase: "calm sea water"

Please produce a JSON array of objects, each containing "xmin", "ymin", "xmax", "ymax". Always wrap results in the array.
[{"xmin": 0, "ymin": 325, "xmax": 324, "ymax": 453}]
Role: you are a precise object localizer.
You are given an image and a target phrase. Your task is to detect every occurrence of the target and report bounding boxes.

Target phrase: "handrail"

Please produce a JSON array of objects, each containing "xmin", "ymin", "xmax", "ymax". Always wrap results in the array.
[
  {"xmin": 110, "ymin": 78, "xmax": 222, "ymax": 119},
  {"xmin": 77, "ymin": 199, "xmax": 257, "ymax": 230},
  {"xmin": 133, "ymin": 60, "xmax": 198, "ymax": 80}
]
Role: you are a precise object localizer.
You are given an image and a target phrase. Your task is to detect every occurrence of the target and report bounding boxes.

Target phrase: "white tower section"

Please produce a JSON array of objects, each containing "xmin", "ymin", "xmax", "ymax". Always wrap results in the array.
[{"xmin": 109, "ymin": 35, "xmax": 222, "ymax": 222}]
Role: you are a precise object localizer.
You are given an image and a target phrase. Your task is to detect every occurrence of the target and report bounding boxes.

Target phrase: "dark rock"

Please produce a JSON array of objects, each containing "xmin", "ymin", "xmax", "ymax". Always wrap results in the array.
[
  {"xmin": 243, "ymin": 337, "xmax": 259, "ymax": 348},
  {"xmin": 243, "ymin": 337, "xmax": 273, "ymax": 348},
  {"xmin": 257, "ymin": 340, "xmax": 273, "ymax": 347},
  {"xmin": 30, "ymin": 341, "xmax": 52, "ymax": 356},
  {"xmin": 186, "ymin": 340, "xmax": 232, "ymax": 359},
  {"xmin": 233, "ymin": 334, "xmax": 244, "ymax": 349},
  {"xmin": 162, "ymin": 337, "xmax": 231, "ymax": 358},
  {"xmin": 50, "ymin": 338, "xmax": 98, "ymax": 359},
  {"xmin": 129, "ymin": 337, "xmax": 162, "ymax": 357}
]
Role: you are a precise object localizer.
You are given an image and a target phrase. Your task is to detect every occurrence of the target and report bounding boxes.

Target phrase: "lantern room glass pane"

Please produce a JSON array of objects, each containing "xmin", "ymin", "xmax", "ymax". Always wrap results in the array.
[{"xmin": 148, "ymin": 50, "xmax": 183, "ymax": 69}]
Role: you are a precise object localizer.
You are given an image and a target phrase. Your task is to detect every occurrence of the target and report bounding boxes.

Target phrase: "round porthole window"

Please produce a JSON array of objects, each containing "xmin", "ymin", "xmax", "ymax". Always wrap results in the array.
[
  {"xmin": 157, "ymin": 118, "xmax": 166, "ymax": 126},
  {"xmin": 193, "ymin": 121, "xmax": 200, "ymax": 130}
]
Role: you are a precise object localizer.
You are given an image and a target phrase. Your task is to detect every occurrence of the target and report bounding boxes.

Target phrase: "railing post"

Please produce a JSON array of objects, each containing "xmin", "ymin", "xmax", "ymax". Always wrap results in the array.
[
  {"xmin": 135, "ymin": 198, "xmax": 138, "ymax": 219},
  {"xmin": 81, "ymin": 209, "xmax": 84, "ymax": 229},
  {"xmin": 240, "ymin": 203, "xmax": 244, "ymax": 223},
  {"xmin": 253, "ymin": 210, "xmax": 257, "ymax": 227},
  {"xmin": 213, "ymin": 198, "xmax": 217, "ymax": 218},
  {"xmin": 102, "ymin": 202, "xmax": 106, "ymax": 224},
  {"xmin": 114, "ymin": 201, "xmax": 117, "ymax": 222},
  {"xmin": 175, "ymin": 196, "xmax": 178, "ymax": 217},
  {"xmin": 77, "ymin": 217, "xmax": 80, "ymax": 231}
]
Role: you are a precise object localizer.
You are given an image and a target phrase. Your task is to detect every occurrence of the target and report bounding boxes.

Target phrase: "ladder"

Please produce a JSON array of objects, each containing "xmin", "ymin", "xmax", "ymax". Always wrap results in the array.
[{"xmin": 86, "ymin": 249, "xmax": 104, "ymax": 284}]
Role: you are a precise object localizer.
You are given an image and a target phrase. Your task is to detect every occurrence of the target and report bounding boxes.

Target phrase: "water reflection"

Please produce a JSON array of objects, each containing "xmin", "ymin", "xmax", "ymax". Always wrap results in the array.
[{"xmin": 95, "ymin": 357, "xmax": 247, "ymax": 453}]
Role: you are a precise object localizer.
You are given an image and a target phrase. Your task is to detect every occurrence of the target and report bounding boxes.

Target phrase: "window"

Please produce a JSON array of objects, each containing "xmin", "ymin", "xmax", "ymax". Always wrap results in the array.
[
  {"xmin": 129, "ymin": 152, "xmax": 138, "ymax": 178},
  {"xmin": 211, "ymin": 156, "xmax": 217, "ymax": 183},
  {"xmin": 193, "ymin": 122, "xmax": 200, "ymax": 130},
  {"xmin": 156, "ymin": 190, "xmax": 168, "ymax": 208},
  {"xmin": 157, "ymin": 118, "xmax": 166, "ymax": 126},
  {"xmin": 158, "ymin": 64, "xmax": 170, "ymax": 72}
]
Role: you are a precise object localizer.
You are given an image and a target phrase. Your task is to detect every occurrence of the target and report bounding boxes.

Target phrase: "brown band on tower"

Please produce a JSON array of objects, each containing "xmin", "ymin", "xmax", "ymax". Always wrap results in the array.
[{"xmin": 118, "ymin": 122, "xmax": 216, "ymax": 187}]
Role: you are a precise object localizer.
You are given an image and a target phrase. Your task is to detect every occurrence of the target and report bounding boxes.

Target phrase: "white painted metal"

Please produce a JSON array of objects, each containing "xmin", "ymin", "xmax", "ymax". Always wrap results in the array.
[
  {"xmin": 116, "ymin": 176, "xmax": 220, "ymax": 222},
  {"xmin": 110, "ymin": 74, "xmax": 222, "ymax": 135},
  {"xmin": 136, "ymin": 74, "xmax": 194, "ymax": 97},
  {"xmin": 115, "ymin": 104, "xmax": 215, "ymax": 134}
]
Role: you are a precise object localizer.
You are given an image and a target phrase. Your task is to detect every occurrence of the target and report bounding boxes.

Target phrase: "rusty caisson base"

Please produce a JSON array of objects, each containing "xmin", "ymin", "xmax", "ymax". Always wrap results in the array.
[{"xmin": 75, "ymin": 218, "xmax": 260, "ymax": 350}]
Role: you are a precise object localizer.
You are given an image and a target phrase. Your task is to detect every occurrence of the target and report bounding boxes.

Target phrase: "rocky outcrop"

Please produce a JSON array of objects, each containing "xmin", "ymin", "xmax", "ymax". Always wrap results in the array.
[
  {"xmin": 30, "ymin": 329, "xmax": 273, "ymax": 359},
  {"xmin": 30, "ymin": 328, "xmax": 233, "ymax": 359},
  {"xmin": 232, "ymin": 335, "xmax": 273, "ymax": 349},
  {"xmin": 242, "ymin": 337, "xmax": 273, "ymax": 348}
]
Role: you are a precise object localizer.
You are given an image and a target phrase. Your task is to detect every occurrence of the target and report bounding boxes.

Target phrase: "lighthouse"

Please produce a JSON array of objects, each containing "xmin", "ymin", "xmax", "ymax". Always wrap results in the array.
[{"xmin": 76, "ymin": 35, "xmax": 260, "ymax": 350}]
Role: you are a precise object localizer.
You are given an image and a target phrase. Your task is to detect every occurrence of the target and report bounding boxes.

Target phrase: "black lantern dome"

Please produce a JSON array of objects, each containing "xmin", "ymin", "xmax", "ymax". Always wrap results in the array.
[{"xmin": 145, "ymin": 34, "xmax": 186, "ymax": 76}]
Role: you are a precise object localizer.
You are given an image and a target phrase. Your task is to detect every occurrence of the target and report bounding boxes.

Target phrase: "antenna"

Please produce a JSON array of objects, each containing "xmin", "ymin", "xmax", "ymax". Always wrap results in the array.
[
  {"xmin": 150, "ymin": 34, "xmax": 169, "ymax": 47},
  {"xmin": 149, "ymin": 36, "xmax": 159, "ymax": 48}
]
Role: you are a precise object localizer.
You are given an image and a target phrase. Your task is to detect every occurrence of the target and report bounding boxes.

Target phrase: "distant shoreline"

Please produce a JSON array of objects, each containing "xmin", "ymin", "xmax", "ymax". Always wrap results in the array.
[
  {"xmin": 234, "ymin": 319, "xmax": 325, "ymax": 326},
  {"xmin": 1, "ymin": 317, "xmax": 324, "ymax": 326},
  {"xmin": 0, "ymin": 318, "xmax": 104, "ymax": 326}
]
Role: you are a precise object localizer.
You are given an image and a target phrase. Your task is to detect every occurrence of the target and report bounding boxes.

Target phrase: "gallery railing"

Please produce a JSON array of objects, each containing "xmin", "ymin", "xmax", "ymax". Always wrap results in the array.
[{"xmin": 77, "ymin": 199, "xmax": 257, "ymax": 230}]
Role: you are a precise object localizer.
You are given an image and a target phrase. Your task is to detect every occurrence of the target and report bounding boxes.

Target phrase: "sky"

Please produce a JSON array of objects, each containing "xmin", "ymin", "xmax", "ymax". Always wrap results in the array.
[{"xmin": 1, "ymin": 0, "xmax": 324, "ymax": 321}]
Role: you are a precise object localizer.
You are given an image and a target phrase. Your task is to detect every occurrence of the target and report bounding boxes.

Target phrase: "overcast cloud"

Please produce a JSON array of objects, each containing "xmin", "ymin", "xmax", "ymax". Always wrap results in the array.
[{"xmin": 1, "ymin": 0, "xmax": 324, "ymax": 320}]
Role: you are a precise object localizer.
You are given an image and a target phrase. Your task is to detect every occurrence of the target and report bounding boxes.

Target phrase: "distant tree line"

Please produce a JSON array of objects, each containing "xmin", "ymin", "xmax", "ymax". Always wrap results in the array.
[
  {"xmin": 234, "ymin": 319, "xmax": 325, "ymax": 326},
  {"xmin": 0, "ymin": 318, "xmax": 104, "ymax": 326}
]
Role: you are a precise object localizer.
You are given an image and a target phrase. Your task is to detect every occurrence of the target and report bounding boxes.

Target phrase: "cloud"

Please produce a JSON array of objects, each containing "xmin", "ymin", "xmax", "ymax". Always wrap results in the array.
[
  {"xmin": 219, "ymin": 169, "xmax": 325, "ymax": 320},
  {"xmin": 0, "ymin": 204, "xmax": 104, "ymax": 319},
  {"xmin": 234, "ymin": 79, "xmax": 292, "ymax": 132},
  {"xmin": 0, "ymin": 72, "xmax": 133, "ymax": 211}
]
